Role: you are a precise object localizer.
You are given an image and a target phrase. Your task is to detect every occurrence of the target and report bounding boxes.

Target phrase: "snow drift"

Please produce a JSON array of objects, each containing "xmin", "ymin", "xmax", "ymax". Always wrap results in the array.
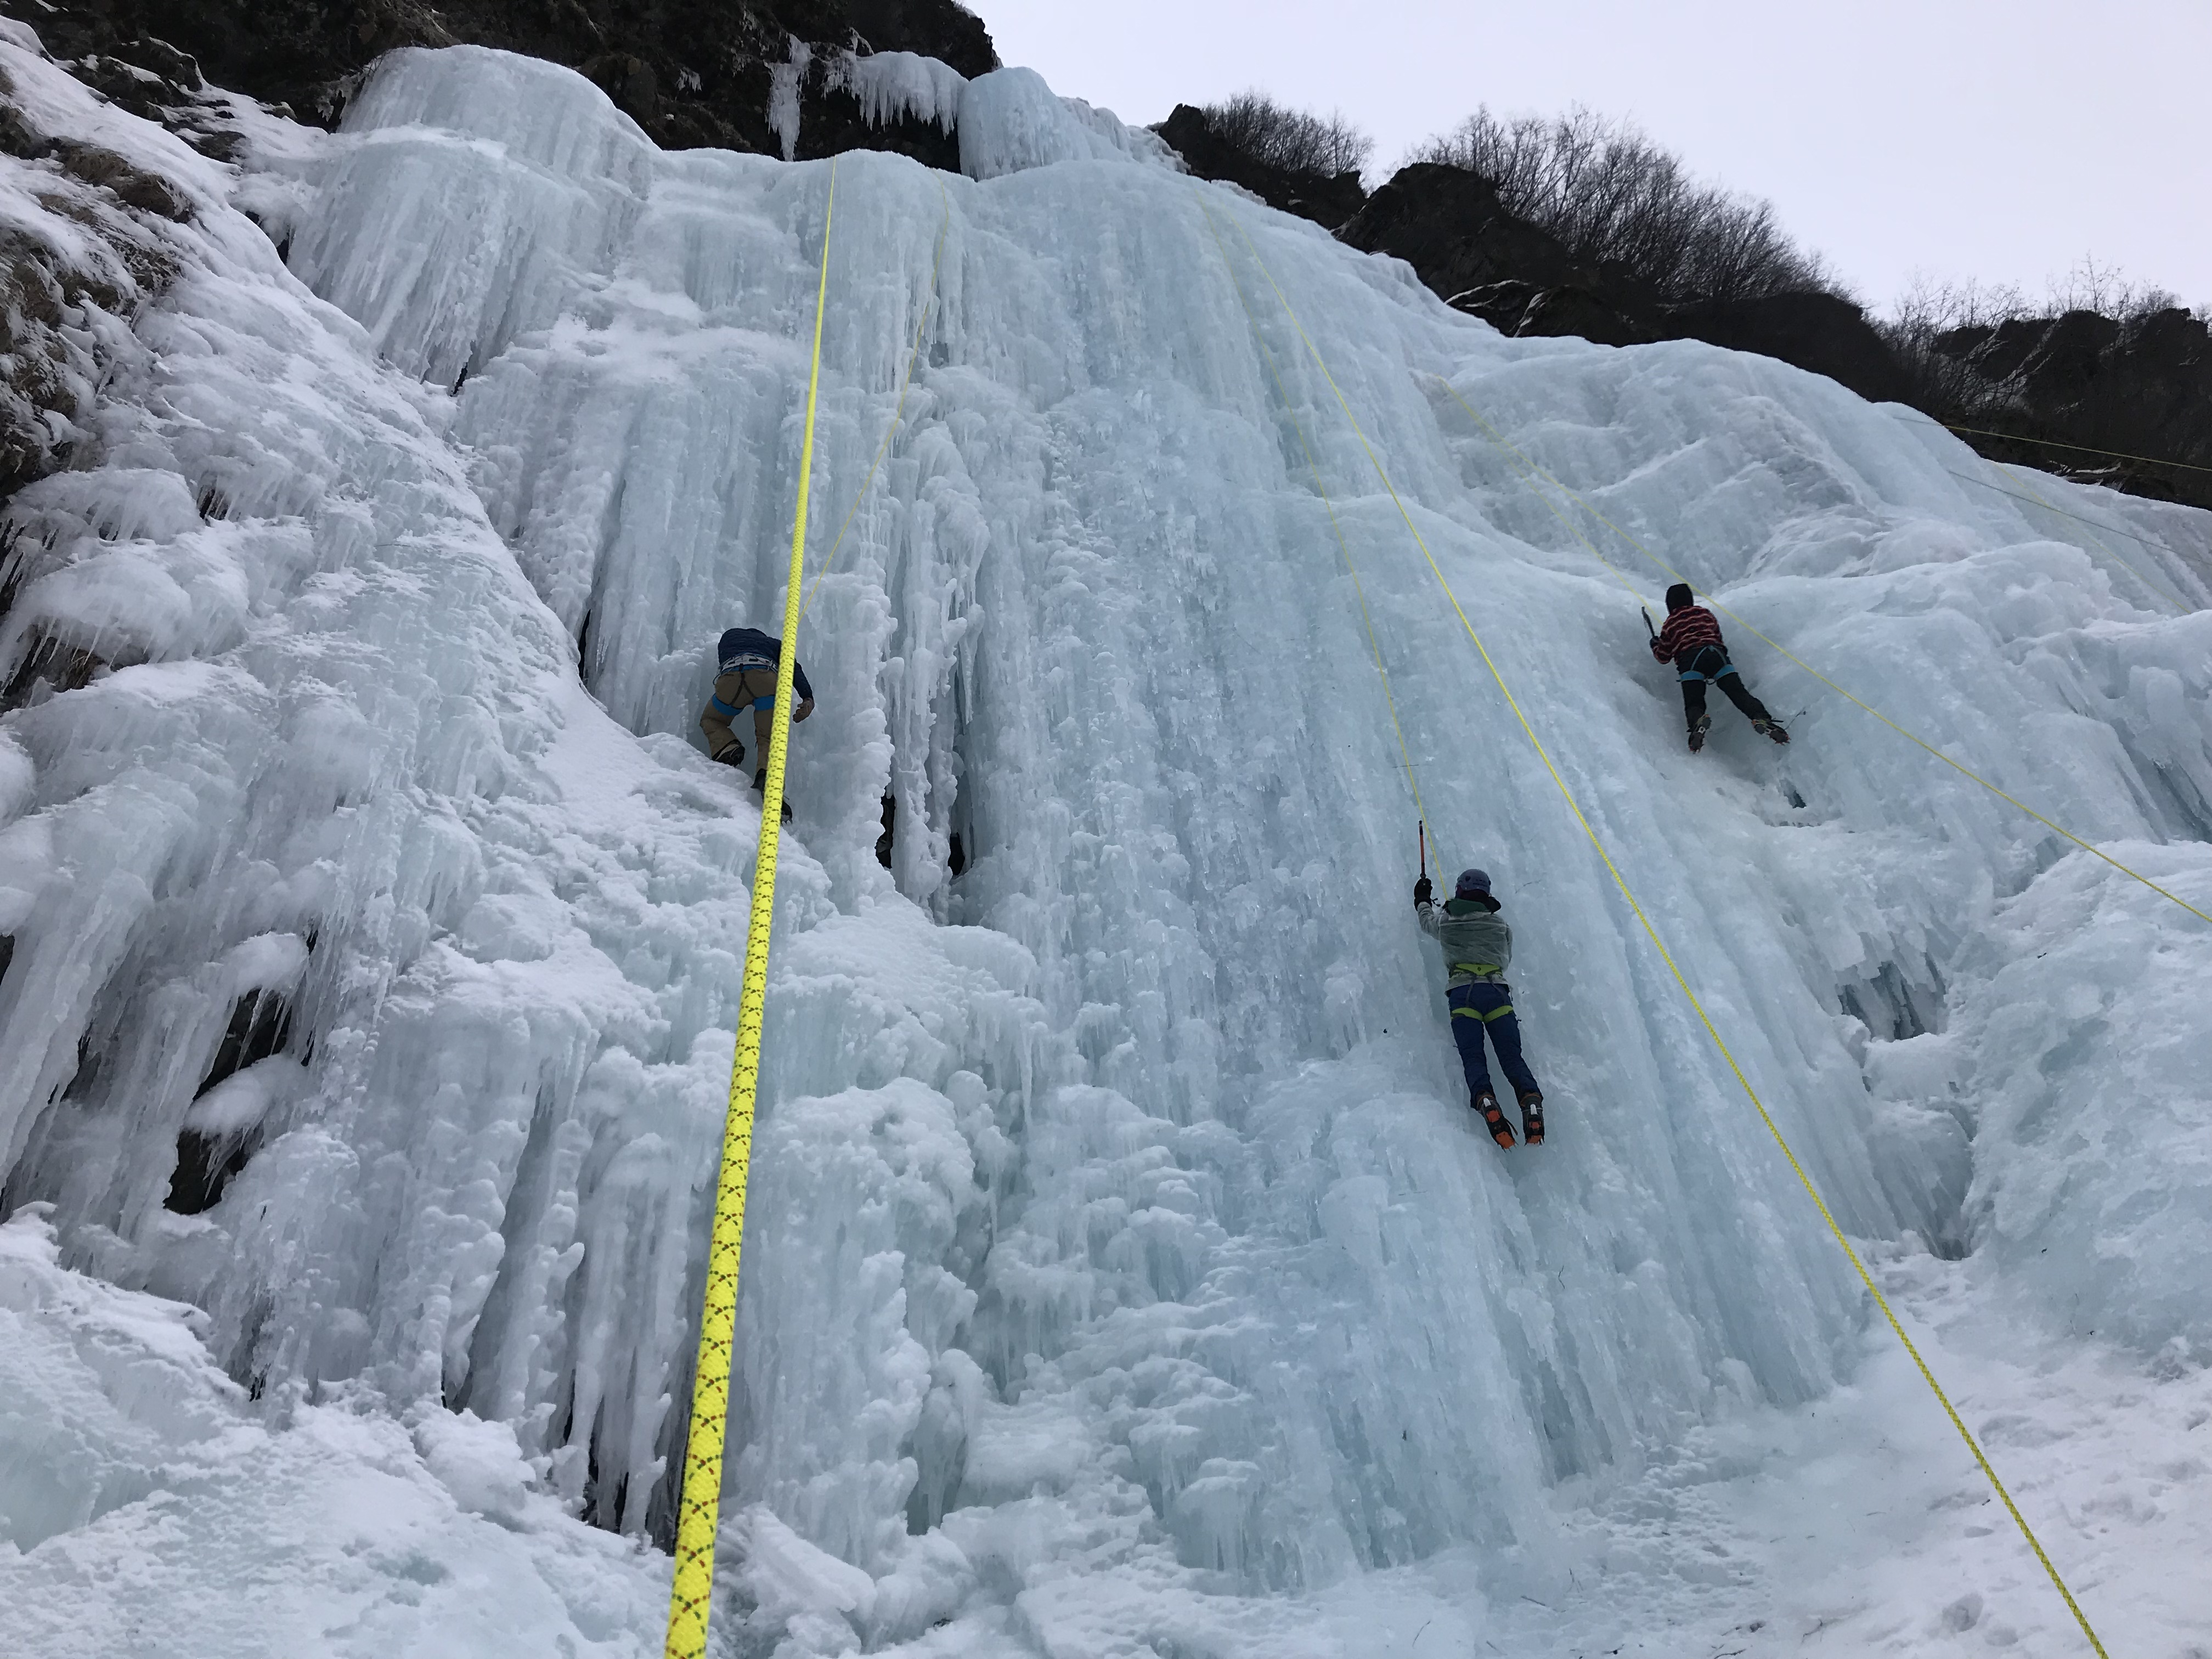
[{"xmin": 3, "ymin": 29, "xmax": 2210, "ymax": 1658}]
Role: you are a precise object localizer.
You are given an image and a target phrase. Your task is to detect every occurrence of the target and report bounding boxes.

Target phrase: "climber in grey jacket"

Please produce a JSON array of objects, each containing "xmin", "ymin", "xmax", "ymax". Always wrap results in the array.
[{"xmin": 1415, "ymin": 866, "xmax": 1545, "ymax": 1149}]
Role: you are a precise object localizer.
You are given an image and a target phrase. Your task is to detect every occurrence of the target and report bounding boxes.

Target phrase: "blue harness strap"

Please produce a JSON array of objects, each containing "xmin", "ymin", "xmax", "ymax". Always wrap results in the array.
[
  {"xmin": 1678, "ymin": 645, "xmax": 1735, "ymax": 682},
  {"xmin": 713, "ymin": 655, "xmax": 781, "ymax": 718}
]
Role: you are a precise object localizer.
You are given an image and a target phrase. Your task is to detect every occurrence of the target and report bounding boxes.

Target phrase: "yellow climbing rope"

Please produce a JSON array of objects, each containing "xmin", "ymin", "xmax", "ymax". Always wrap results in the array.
[
  {"xmin": 1427, "ymin": 373, "xmax": 2212, "ymax": 932},
  {"xmin": 1193, "ymin": 189, "xmax": 1439, "ymax": 863},
  {"xmin": 1963, "ymin": 458, "xmax": 2191, "ymax": 613},
  {"xmin": 1944, "ymin": 465, "xmax": 2192, "ymax": 562},
  {"xmin": 801, "ymin": 174, "xmax": 953, "ymax": 621},
  {"xmin": 663, "ymin": 157, "xmax": 838, "ymax": 1659},
  {"xmin": 1212, "ymin": 199, "xmax": 2113, "ymax": 1658},
  {"xmin": 1899, "ymin": 413, "xmax": 2212, "ymax": 476}
]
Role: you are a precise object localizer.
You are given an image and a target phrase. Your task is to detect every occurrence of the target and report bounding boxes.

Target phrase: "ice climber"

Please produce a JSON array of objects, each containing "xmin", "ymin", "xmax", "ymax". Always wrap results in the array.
[
  {"xmin": 702, "ymin": 627, "xmax": 814, "ymax": 816},
  {"xmin": 1647, "ymin": 583, "xmax": 1788, "ymax": 752},
  {"xmin": 1414, "ymin": 866, "xmax": 1544, "ymax": 1149}
]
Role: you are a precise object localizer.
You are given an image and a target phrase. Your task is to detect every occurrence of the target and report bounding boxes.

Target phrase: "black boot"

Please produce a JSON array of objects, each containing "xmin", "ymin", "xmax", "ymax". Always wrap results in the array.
[
  {"xmin": 1687, "ymin": 716, "xmax": 1711, "ymax": 753},
  {"xmin": 753, "ymin": 768, "xmax": 793, "ymax": 824},
  {"xmin": 1474, "ymin": 1091, "xmax": 1516, "ymax": 1149},
  {"xmin": 1753, "ymin": 717, "xmax": 1790, "ymax": 744},
  {"xmin": 1517, "ymin": 1090, "xmax": 1544, "ymax": 1146}
]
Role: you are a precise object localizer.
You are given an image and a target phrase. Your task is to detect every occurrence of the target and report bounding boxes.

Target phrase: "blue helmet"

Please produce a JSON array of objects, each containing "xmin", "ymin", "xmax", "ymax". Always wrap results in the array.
[{"xmin": 1455, "ymin": 868, "xmax": 1492, "ymax": 900}]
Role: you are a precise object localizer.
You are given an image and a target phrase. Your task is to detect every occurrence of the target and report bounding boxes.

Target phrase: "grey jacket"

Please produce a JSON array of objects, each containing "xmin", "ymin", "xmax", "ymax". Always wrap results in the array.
[{"xmin": 1417, "ymin": 898, "xmax": 1513, "ymax": 989}]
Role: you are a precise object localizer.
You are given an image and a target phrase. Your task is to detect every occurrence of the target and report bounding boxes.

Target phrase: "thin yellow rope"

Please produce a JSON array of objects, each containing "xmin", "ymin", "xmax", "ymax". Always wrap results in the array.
[
  {"xmin": 663, "ymin": 155, "xmax": 838, "ymax": 1659},
  {"xmin": 1428, "ymin": 372, "xmax": 2212, "ymax": 931},
  {"xmin": 1224, "ymin": 202, "xmax": 2112, "ymax": 1657}
]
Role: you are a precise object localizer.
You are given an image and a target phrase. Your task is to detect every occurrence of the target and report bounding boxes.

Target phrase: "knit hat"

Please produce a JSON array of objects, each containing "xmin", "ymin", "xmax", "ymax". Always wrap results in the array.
[
  {"xmin": 1665, "ymin": 583, "xmax": 1695, "ymax": 612},
  {"xmin": 1455, "ymin": 868, "xmax": 1492, "ymax": 899}
]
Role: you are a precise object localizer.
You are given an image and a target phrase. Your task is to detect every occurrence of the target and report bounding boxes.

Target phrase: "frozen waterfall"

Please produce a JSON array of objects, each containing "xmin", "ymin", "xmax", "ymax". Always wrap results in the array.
[{"xmin": 3, "ymin": 32, "xmax": 2210, "ymax": 1659}]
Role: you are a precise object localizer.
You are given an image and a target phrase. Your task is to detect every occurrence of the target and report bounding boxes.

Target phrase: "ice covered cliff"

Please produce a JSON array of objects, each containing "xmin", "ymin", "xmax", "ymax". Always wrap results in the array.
[{"xmin": 3, "ymin": 28, "xmax": 2211, "ymax": 1658}]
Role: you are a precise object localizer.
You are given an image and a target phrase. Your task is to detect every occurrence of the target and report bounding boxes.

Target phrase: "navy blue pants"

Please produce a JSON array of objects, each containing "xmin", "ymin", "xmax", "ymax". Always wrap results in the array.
[
  {"xmin": 1679, "ymin": 645, "xmax": 1771, "ymax": 731},
  {"xmin": 1448, "ymin": 982, "xmax": 1541, "ymax": 1101}
]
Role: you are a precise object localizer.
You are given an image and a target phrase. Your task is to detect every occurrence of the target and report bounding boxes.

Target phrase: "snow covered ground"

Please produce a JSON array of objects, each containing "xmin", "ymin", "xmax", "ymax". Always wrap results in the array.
[{"xmin": 2, "ymin": 25, "xmax": 2209, "ymax": 1658}]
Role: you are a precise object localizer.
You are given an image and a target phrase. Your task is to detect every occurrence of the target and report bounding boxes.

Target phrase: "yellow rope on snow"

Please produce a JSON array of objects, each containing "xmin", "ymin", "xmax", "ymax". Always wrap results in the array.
[
  {"xmin": 1427, "ymin": 372, "xmax": 2212, "ymax": 932},
  {"xmin": 1217, "ymin": 202, "xmax": 2113, "ymax": 1659},
  {"xmin": 1943, "ymin": 466, "xmax": 2193, "ymax": 563},
  {"xmin": 1898, "ymin": 412, "xmax": 2212, "ymax": 476},
  {"xmin": 1970, "ymin": 458, "xmax": 2191, "ymax": 613},
  {"xmin": 663, "ymin": 156, "xmax": 838, "ymax": 1659}
]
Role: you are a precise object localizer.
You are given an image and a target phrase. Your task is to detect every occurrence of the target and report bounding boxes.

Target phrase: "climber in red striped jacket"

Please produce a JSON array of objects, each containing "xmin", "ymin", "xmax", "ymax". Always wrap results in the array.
[{"xmin": 1648, "ymin": 584, "xmax": 1789, "ymax": 752}]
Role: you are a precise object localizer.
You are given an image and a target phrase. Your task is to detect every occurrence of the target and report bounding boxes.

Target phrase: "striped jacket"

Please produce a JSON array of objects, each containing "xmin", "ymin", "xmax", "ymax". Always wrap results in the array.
[{"xmin": 1650, "ymin": 604, "xmax": 1725, "ymax": 670}]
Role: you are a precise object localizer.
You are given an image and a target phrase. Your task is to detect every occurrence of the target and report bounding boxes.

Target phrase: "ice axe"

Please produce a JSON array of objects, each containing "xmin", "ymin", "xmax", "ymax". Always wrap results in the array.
[
  {"xmin": 1642, "ymin": 607, "xmax": 1658, "ymax": 641},
  {"xmin": 1418, "ymin": 820, "xmax": 1427, "ymax": 881}
]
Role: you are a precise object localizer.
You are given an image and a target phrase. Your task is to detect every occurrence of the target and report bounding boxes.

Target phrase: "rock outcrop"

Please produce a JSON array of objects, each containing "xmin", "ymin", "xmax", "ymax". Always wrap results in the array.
[
  {"xmin": 1914, "ymin": 306, "xmax": 2212, "ymax": 507},
  {"xmin": 13, "ymin": 0, "xmax": 995, "ymax": 165},
  {"xmin": 1338, "ymin": 163, "xmax": 1909, "ymax": 403},
  {"xmin": 1153, "ymin": 103, "xmax": 1365, "ymax": 229}
]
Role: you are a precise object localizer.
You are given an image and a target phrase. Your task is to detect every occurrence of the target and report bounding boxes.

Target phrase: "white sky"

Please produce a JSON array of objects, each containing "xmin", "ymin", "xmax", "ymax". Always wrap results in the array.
[{"xmin": 976, "ymin": 0, "xmax": 2212, "ymax": 315}]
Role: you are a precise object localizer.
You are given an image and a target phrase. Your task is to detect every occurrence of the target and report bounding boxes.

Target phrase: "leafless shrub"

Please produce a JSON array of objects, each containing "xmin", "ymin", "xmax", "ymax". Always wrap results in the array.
[
  {"xmin": 1888, "ymin": 259, "xmax": 2195, "ymax": 352},
  {"xmin": 1201, "ymin": 89, "xmax": 1373, "ymax": 178},
  {"xmin": 1411, "ymin": 105, "xmax": 1840, "ymax": 303}
]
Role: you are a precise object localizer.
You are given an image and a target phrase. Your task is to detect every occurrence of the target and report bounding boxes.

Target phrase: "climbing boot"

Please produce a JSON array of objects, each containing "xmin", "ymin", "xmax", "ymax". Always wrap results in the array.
[
  {"xmin": 1474, "ymin": 1092, "xmax": 1516, "ymax": 1150},
  {"xmin": 752, "ymin": 768, "xmax": 794, "ymax": 825},
  {"xmin": 1687, "ymin": 716, "xmax": 1711, "ymax": 753},
  {"xmin": 1754, "ymin": 717, "xmax": 1790, "ymax": 744},
  {"xmin": 712, "ymin": 741, "xmax": 746, "ymax": 768},
  {"xmin": 1517, "ymin": 1090, "xmax": 1545, "ymax": 1146}
]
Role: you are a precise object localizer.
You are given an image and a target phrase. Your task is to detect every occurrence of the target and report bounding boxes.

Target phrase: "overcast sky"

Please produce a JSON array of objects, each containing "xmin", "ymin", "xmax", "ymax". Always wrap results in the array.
[{"xmin": 977, "ymin": 0, "xmax": 2211, "ymax": 316}]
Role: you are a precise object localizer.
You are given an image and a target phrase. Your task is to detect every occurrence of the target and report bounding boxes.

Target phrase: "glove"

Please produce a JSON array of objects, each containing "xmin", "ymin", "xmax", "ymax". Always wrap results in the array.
[{"xmin": 1413, "ymin": 875, "xmax": 1432, "ymax": 905}]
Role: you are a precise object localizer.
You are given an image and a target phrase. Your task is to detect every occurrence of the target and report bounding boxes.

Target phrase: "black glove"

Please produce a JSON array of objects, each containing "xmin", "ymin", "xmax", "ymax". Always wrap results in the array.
[{"xmin": 1413, "ymin": 875, "xmax": 1432, "ymax": 905}]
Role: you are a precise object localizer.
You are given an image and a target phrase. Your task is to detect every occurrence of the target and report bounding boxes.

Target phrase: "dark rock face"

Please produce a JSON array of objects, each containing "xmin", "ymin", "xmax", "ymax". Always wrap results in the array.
[
  {"xmin": 1338, "ymin": 163, "xmax": 1656, "ymax": 346},
  {"xmin": 1, "ymin": 56, "xmax": 184, "ymax": 504},
  {"xmin": 16, "ymin": 0, "xmax": 994, "ymax": 163},
  {"xmin": 1937, "ymin": 307, "xmax": 2209, "ymax": 417},
  {"xmin": 1331, "ymin": 160, "xmax": 2207, "ymax": 505},
  {"xmin": 1660, "ymin": 291, "xmax": 1912, "ymax": 405},
  {"xmin": 1339, "ymin": 163, "xmax": 1910, "ymax": 403},
  {"xmin": 1340, "ymin": 166, "xmax": 1621, "ymax": 306},
  {"xmin": 1920, "ymin": 306, "xmax": 2212, "ymax": 507},
  {"xmin": 1154, "ymin": 104, "xmax": 1367, "ymax": 229}
]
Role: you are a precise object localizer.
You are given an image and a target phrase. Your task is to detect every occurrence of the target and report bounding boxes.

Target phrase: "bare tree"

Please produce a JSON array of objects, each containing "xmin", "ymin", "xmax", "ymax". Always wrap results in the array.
[
  {"xmin": 1202, "ymin": 90, "xmax": 1374, "ymax": 178},
  {"xmin": 2046, "ymin": 255, "xmax": 2181, "ymax": 321},
  {"xmin": 1411, "ymin": 105, "xmax": 1839, "ymax": 303}
]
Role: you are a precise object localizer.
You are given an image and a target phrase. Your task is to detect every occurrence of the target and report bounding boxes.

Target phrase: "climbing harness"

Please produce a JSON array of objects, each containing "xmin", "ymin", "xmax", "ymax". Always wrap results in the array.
[
  {"xmin": 1209, "ymin": 195, "xmax": 2114, "ymax": 1658},
  {"xmin": 1675, "ymin": 645, "xmax": 1735, "ymax": 682},
  {"xmin": 1429, "ymin": 373, "xmax": 2212, "ymax": 933},
  {"xmin": 663, "ymin": 159, "xmax": 839, "ymax": 1659}
]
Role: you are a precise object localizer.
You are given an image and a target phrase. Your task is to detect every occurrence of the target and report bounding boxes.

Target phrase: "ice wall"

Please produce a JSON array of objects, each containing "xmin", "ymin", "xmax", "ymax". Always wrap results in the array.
[{"xmin": 3, "ymin": 34, "xmax": 2210, "ymax": 1656}]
